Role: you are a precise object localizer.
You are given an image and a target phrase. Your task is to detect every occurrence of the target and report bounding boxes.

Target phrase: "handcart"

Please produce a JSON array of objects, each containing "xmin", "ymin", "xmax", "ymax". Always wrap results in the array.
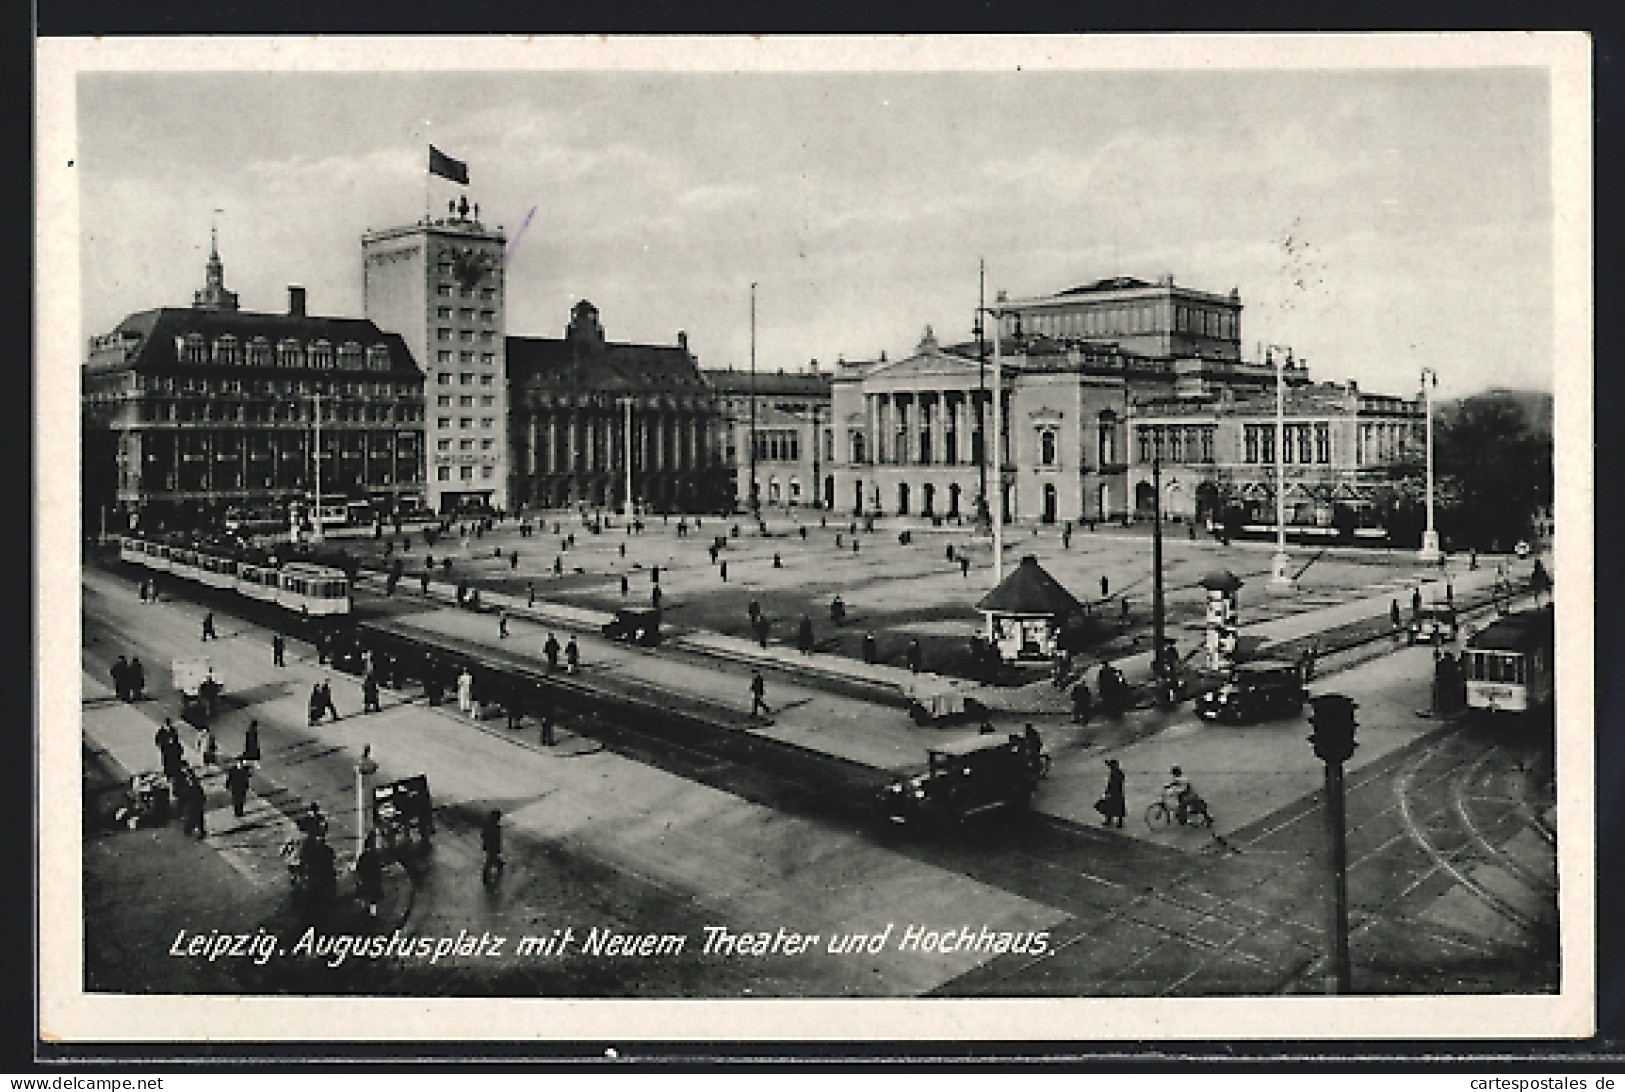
[
  {"xmin": 901, "ymin": 674, "xmax": 985, "ymax": 726},
  {"xmin": 173, "ymin": 657, "xmax": 225, "ymax": 717}
]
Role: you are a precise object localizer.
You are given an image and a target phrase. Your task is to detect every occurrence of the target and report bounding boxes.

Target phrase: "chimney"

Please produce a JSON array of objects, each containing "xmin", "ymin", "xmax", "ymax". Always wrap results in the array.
[
  {"xmin": 288, "ymin": 285, "xmax": 307, "ymax": 317},
  {"xmin": 677, "ymin": 330, "xmax": 688, "ymax": 351},
  {"xmin": 809, "ymin": 358, "xmax": 820, "ymax": 373}
]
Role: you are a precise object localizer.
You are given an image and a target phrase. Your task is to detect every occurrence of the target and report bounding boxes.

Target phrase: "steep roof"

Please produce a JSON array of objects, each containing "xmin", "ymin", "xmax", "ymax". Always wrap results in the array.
[
  {"xmin": 82, "ymin": 306, "xmax": 420, "ymax": 378},
  {"xmin": 506, "ymin": 335, "xmax": 707, "ymax": 392},
  {"xmin": 975, "ymin": 555, "xmax": 1085, "ymax": 616},
  {"xmin": 703, "ymin": 368, "xmax": 832, "ymax": 397}
]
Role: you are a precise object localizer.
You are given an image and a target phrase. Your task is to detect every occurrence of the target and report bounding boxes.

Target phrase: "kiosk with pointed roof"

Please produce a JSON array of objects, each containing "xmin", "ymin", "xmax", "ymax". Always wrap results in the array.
[{"xmin": 975, "ymin": 554, "xmax": 1085, "ymax": 663}]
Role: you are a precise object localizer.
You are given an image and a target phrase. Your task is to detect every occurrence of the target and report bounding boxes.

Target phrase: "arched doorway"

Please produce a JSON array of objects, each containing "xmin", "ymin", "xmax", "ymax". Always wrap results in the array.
[
  {"xmin": 1098, "ymin": 483, "xmax": 1111, "ymax": 521},
  {"xmin": 947, "ymin": 482, "xmax": 961, "ymax": 518},
  {"xmin": 1042, "ymin": 483, "xmax": 1057, "ymax": 524},
  {"xmin": 1195, "ymin": 481, "xmax": 1220, "ymax": 526},
  {"xmin": 922, "ymin": 483, "xmax": 936, "ymax": 517},
  {"xmin": 897, "ymin": 482, "xmax": 910, "ymax": 516},
  {"xmin": 1135, "ymin": 481, "xmax": 1156, "ymax": 518},
  {"xmin": 824, "ymin": 475, "xmax": 835, "ymax": 509},
  {"xmin": 853, "ymin": 479, "xmax": 864, "ymax": 515}
]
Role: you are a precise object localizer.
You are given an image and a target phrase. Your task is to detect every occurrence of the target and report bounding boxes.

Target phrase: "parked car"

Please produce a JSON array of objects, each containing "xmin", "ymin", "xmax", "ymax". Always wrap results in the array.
[
  {"xmin": 1195, "ymin": 659, "xmax": 1307, "ymax": 725},
  {"xmin": 879, "ymin": 730, "xmax": 1048, "ymax": 828},
  {"xmin": 1408, "ymin": 604, "xmax": 1460, "ymax": 645},
  {"xmin": 601, "ymin": 607, "xmax": 661, "ymax": 647}
]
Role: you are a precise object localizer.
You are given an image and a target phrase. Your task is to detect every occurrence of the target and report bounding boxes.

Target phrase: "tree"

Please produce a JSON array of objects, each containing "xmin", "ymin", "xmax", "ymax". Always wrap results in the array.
[{"xmin": 1434, "ymin": 392, "xmax": 1553, "ymax": 551}]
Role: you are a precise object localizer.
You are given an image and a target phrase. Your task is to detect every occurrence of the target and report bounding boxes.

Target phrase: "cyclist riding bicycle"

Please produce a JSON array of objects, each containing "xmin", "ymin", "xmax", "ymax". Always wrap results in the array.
[{"xmin": 1164, "ymin": 766, "xmax": 1198, "ymax": 824}]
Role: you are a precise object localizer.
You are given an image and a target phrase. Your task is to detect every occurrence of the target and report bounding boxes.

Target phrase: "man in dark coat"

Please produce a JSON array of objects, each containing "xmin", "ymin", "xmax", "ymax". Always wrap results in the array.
[
  {"xmin": 111, "ymin": 656, "xmax": 130, "ymax": 701},
  {"xmin": 362, "ymin": 673, "xmax": 381, "ymax": 714},
  {"xmin": 1098, "ymin": 758, "xmax": 1127, "ymax": 828},
  {"xmin": 480, "ymin": 810, "xmax": 505, "ymax": 887},
  {"xmin": 355, "ymin": 833, "xmax": 384, "ymax": 917},
  {"xmin": 273, "ymin": 632, "xmax": 286, "ymax": 667},
  {"xmin": 242, "ymin": 719, "xmax": 262, "ymax": 762},
  {"xmin": 564, "ymin": 637, "xmax": 580, "ymax": 674},
  {"xmin": 797, "ymin": 615, "xmax": 814, "ymax": 654},
  {"xmin": 1071, "ymin": 679, "xmax": 1093, "ymax": 725},
  {"xmin": 129, "ymin": 656, "xmax": 146, "ymax": 700},
  {"xmin": 225, "ymin": 760, "xmax": 252, "ymax": 818},
  {"xmin": 201, "ymin": 612, "xmax": 217, "ymax": 641},
  {"xmin": 178, "ymin": 770, "xmax": 207, "ymax": 838},
  {"xmin": 749, "ymin": 671, "xmax": 771, "ymax": 719},
  {"xmin": 543, "ymin": 633, "xmax": 560, "ymax": 670}
]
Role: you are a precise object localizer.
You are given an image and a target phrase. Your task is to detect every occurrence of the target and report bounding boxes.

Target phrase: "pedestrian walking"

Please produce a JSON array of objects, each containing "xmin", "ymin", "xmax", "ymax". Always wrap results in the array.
[
  {"xmin": 481, "ymin": 810, "xmax": 505, "ymax": 887},
  {"xmin": 456, "ymin": 667, "xmax": 475, "ymax": 715},
  {"xmin": 749, "ymin": 671, "xmax": 771, "ymax": 719},
  {"xmin": 1062, "ymin": 522, "xmax": 1072, "ymax": 550},
  {"xmin": 200, "ymin": 726, "xmax": 219, "ymax": 767},
  {"xmin": 719, "ymin": 559, "xmax": 728, "ymax": 582},
  {"xmin": 798, "ymin": 614, "xmax": 815, "ymax": 654},
  {"xmin": 138, "ymin": 579, "xmax": 149, "ymax": 603},
  {"xmin": 829, "ymin": 595, "xmax": 846, "ymax": 626},
  {"xmin": 1100, "ymin": 575, "xmax": 1109, "ymax": 599},
  {"xmin": 544, "ymin": 633, "xmax": 560, "ymax": 670},
  {"xmin": 1411, "ymin": 586, "xmax": 1423, "ymax": 619},
  {"xmin": 754, "ymin": 614, "xmax": 770, "ymax": 649},
  {"xmin": 748, "ymin": 599, "xmax": 761, "ymax": 624},
  {"xmin": 272, "ymin": 632, "xmax": 286, "ymax": 667},
  {"xmin": 906, "ymin": 638, "xmax": 923, "ymax": 674},
  {"xmin": 318, "ymin": 679, "xmax": 340, "ymax": 723},
  {"xmin": 1120, "ymin": 597, "xmax": 1130, "ymax": 625},
  {"xmin": 1390, "ymin": 598, "xmax": 1402, "ymax": 630},
  {"xmin": 862, "ymin": 632, "xmax": 878, "ymax": 665},
  {"xmin": 362, "ymin": 673, "xmax": 381, "ymax": 714},
  {"xmin": 620, "ymin": 574, "xmax": 629, "ymax": 597},
  {"xmin": 960, "ymin": 555, "xmax": 970, "ymax": 578},
  {"xmin": 242, "ymin": 719, "xmax": 261, "ymax": 762},
  {"xmin": 421, "ymin": 571, "xmax": 431, "ymax": 596},
  {"xmin": 527, "ymin": 581, "xmax": 537, "ymax": 608},
  {"xmin": 651, "ymin": 584, "xmax": 663, "ymax": 611},
  {"xmin": 355, "ymin": 833, "xmax": 384, "ymax": 917},
  {"xmin": 539, "ymin": 702, "xmax": 556, "ymax": 747},
  {"xmin": 111, "ymin": 655, "xmax": 130, "ymax": 701},
  {"xmin": 1096, "ymin": 759, "xmax": 1127, "ymax": 828},
  {"xmin": 565, "ymin": 637, "xmax": 580, "ymax": 674},
  {"xmin": 226, "ymin": 760, "xmax": 252, "ymax": 818},
  {"xmin": 179, "ymin": 770, "xmax": 207, "ymax": 839},
  {"xmin": 129, "ymin": 657, "xmax": 145, "ymax": 700},
  {"xmin": 153, "ymin": 718, "xmax": 177, "ymax": 769},
  {"xmin": 505, "ymin": 685, "xmax": 525, "ymax": 730},
  {"xmin": 499, "ymin": 612, "xmax": 510, "ymax": 640},
  {"xmin": 510, "ymin": 551, "xmax": 519, "ymax": 570},
  {"xmin": 201, "ymin": 612, "xmax": 217, "ymax": 642},
  {"xmin": 1071, "ymin": 679, "xmax": 1093, "ymax": 725}
]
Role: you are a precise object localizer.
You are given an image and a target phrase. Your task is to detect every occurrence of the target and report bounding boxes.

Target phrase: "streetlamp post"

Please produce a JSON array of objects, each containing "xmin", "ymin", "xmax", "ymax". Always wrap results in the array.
[
  {"xmin": 748, "ymin": 282, "xmax": 759, "ymax": 516},
  {"xmin": 620, "ymin": 396, "xmax": 634, "ymax": 519},
  {"xmin": 809, "ymin": 400, "xmax": 822, "ymax": 510},
  {"xmin": 311, "ymin": 389, "xmax": 324, "ymax": 543},
  {"xmin": 1270, "ymin": 348, "xmax": 1290, "ymax": 586},
  {"xmin": 1418, "ymin": 366, "xmax": 1441, "ymax": 562},
  {"xmin": 1151, "ymin": 432, "xmax": 1168, "ymax": 701},
  {"xmin": 988, "ymin": 298, "xmax": 1006, "ymax": 587},
  {"xmin": 975, "ymin": 259, "xmax": 989, "ymax": 532}
]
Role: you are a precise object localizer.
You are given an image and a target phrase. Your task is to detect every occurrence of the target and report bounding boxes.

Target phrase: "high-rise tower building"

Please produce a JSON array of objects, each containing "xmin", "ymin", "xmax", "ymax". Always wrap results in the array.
[{"xmin": 362, "ymin": 200, "xmax": 509, "ymax": 513}]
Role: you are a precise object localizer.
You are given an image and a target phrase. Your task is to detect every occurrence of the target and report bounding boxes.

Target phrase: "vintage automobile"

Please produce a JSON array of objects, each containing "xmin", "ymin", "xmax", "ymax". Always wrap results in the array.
[
  {"xmin": 601, "ymin": 607, "xmax": 662, "ymax": 647},
  {"xmin": 1408, "ymin": 604, "xmax": 1460, "ymax": 645},
  {"xmin": 1194, "ymin": 659, "xmax": 1308, "ymax": 725},
  {"xmin": 879, "ymin": 730, "xmax": 1048, "ymax": 827}
]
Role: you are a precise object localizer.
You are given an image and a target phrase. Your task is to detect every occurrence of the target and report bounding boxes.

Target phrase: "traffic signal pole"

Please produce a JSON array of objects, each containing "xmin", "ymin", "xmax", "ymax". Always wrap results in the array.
[
  {"xmin": 1323, "ymin": 757, "xmax": 1352, "ymax": 994},
  {"xmin": 1309, "ymin": 693, "xmax": 1358, "ymax": 994}
]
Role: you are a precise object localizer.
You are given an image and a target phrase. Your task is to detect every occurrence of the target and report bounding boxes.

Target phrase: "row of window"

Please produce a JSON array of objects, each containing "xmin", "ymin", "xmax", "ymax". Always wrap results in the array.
[
  {"xmin": 139, "ymin": 402, "xmax": 424, "ymax": 424},
  {"xmin": 436, "ymin": 395, "xmax": 498, "ymax": 409},
  {"xmin": 435, "ymin": 371, "xmax": 497, "ymax": 386},
  {"xmin": 435, "ymin": 416, "xmax": 497, "ymax": 431},
  {"xmin": 437, "ymin": 437, "xmax": 498, "ymax": 453},
  {"xmin": 1007, "ymin": 304, "xmax": 1238, "ymax": 342},
  {"xmin": 129, "ymin": 375, "xmax": 417, "ymax": 398},
  {"xmin": 437, "ymin": 327, "xmax": 497, "ymax": 344},
  {"xmin": 435, "ymin": 283, "xmax": 497, "ymax": 300},
  {"xmin": 437, "ymin": 464, "xmax": 496, "ymax": 482},
  {"xmin": 750, "ymin": 430, "xmax": 801, "ymax": 463},
  {"xmin": 1242, "ymin": 423, "xmax": 1332, "ymax": 465},
  {"xmin": 435, "ymin": 306, "xmax": 498, "ymax": 323},
  {"xmin": 175, "ymin": 334, "xmax": 395, "ymax": 372},
  {"xmin": 435, "ymin": 352, "xmax": 499, "ymax": 367},
  {"xmin": 1135, "ymin": 425, "xmax": 1222, "ymax": 465}
]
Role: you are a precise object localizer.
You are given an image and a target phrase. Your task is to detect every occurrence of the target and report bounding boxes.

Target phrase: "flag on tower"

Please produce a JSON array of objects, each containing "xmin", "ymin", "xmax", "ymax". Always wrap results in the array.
[{"xmin": 429, "ymin": 146, "xmax": 469, "ymax": 185}]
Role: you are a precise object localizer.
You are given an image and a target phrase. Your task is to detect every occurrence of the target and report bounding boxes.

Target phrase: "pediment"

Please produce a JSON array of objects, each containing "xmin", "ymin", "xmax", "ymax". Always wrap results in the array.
[{"xmin": 861, "ymin": 349, "xmax": 984, "ymax": 385}]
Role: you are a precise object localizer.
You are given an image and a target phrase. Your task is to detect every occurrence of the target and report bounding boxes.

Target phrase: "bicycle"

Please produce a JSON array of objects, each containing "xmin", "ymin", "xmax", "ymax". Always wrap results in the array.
[{"xmin": 1145, "ymin": 790, "xmax": 1214, "ymax": 830}]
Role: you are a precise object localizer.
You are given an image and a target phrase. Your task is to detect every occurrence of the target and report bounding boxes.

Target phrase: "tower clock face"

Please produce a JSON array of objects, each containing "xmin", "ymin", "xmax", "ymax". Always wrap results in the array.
[{"xmin": 451, "ymin": 247, "xmax": 493, "ymax": 290}]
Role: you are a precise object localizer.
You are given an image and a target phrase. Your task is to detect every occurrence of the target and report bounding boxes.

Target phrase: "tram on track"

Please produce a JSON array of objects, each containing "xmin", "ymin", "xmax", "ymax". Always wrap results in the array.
[
  {"xmin": 118, "ymin": 534, "xmax": 352, "ymax": 617},
  {"xmin": 1463, "ymin": 606, "xmax": 1553, "ymax": 716}
]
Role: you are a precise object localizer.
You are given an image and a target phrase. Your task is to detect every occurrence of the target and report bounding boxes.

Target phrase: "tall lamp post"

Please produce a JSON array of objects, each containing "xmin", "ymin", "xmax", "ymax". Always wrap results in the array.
[
  {"xmin": 1417, "ymin": 366, "xmax": 1441, "ymax": 562},
  {"xmin": 1270, "ymin": 346, "xmax": 1291, "ymax": 586},
  {"xmin": 748, "ymin": 282, "xmax": 759, "ymax": 516},
  {"xmin": 984, "ymin": 296, "xmax": 1006, "ymax": 587},
  {"xmin": 1151, "ymin": 430, "xmax": 1168, "ymax": 700},
  {"xmin": 974, "ymin": 259, "xmax": 990, "ymax": 532},
  {"xmin": 809, "ymin": 400, "xmax": 822, "ymax": 510}
]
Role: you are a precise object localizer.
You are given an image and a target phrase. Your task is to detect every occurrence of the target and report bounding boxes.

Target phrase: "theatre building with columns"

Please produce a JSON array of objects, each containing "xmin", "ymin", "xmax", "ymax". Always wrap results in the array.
[
  {"xmin": 829, "ymin": 275, "xmax": 1423, "ymax": 530},
  {"xmin": 505, "ymin": 300, "xmax": 732, "ymax": 514}
]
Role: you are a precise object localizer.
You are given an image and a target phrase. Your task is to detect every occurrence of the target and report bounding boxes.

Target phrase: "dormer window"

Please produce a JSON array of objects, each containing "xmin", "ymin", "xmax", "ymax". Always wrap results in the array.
[
  {"xmin": 337, "ymin": 341, "xmax": 363, "ymax": 370},
  {"xmin": 276, "ymin": 338, "xmax": 303, "ymax": 368},
  {"xmin": 213, "ymin": 334, "xmax": 239, "ymax": 365},
  {"xmin": 181, "ymin": 333, "xmax": 207, "ymax": 364},
  {"xmin": 366, "ymin": 344, "xmax": 391, "ymax": 371},
  {"xmin": 248, "ymin": 337, "xmax": 272, "ymax": 367},
  {"xmin": 309, "ymin": 340, "xmax": 333, "ymax": 369}
]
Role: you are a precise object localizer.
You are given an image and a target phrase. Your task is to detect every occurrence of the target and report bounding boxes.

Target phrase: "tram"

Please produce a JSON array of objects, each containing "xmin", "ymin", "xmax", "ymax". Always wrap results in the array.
[
  {"xmin": 1463, "ymin": 606, "xmax": 1554, "ymax": 715},
  {"xmin": 118, "ymin": 534, "xmax": 352, "ymax": 618}
]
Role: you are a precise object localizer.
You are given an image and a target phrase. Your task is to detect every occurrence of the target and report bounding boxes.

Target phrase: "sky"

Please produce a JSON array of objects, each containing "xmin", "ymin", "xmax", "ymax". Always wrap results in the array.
[{"xmin": 74, "ymin": 56, "xmax": 1557, "ymax": 399}]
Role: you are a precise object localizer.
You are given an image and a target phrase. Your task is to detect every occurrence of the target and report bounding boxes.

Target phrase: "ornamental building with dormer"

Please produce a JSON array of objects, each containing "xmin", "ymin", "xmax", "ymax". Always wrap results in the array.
[{"xmin": 81, "ymin": 234, "xmax": 426, "ymax": 532}]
